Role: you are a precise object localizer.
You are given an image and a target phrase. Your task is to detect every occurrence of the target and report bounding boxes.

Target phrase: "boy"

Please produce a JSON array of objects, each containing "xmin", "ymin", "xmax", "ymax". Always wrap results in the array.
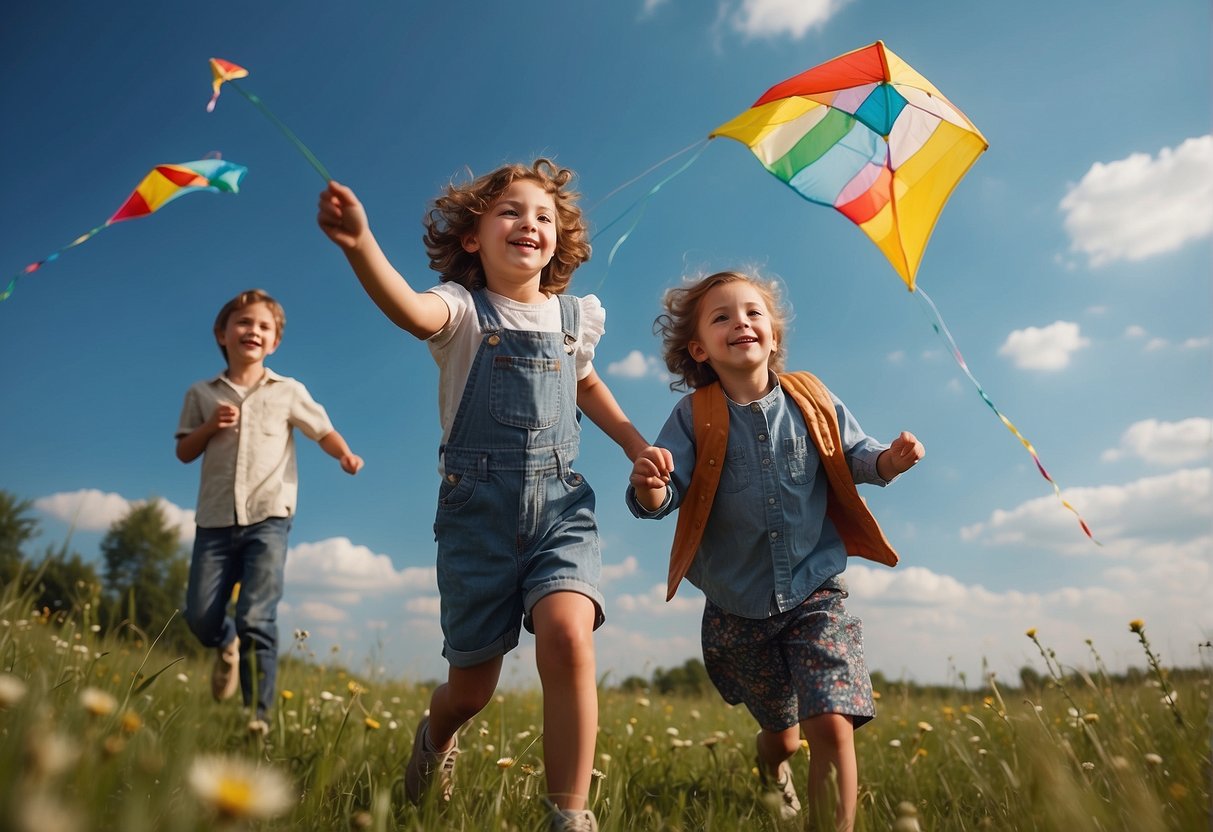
[{"xmin": 176, "ymin": 288, "xmax": 362, "ymax": 732}]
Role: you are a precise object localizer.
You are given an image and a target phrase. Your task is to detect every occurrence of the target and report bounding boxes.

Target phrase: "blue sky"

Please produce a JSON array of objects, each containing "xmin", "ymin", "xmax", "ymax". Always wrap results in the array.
[{"xmin": 3, "ymin": 1, "xmax": 1209, "ymax": 688}]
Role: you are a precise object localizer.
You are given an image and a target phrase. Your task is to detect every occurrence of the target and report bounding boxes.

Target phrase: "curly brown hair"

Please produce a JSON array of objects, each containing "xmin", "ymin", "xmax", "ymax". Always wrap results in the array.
[
  {"xmin": 656, "ymin": 271, "xmax": 789, "ymax": 391},
  {"xmin": 212, "ymin": 288, "xmax": 285, "ymax": 362},
  {"xmin": 422, "ymin": 158, "xmax": 591, "ymax": 294}
]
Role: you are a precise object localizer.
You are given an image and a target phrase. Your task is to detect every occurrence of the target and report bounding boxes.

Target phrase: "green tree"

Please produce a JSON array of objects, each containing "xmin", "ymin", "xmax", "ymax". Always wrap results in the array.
[
  {"xmin": 99, "ymin": 500, "xmax": 191, "ymax": 648},
  {"xmin": 0, "ymin": 489, "xmax": 40, "ymax": 585},
  {"xmin": 30, "ymin": 545, "xmax": 102, "ymax": 618},
  {"xmin": 652, "ymin": 658, "xmax": 711, "ymax": 697}
]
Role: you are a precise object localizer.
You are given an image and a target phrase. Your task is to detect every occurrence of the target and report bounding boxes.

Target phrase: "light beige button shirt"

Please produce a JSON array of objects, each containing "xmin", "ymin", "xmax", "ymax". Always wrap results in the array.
[{"xmin": 176, "ymin": 369, "xmax": 333, "ymax": 528}]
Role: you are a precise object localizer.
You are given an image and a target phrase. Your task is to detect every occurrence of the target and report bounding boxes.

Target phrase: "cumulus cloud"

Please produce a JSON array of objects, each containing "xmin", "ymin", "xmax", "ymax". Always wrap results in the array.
[
  {"xmin": 602, "ymin": 555, "xmax": 640, "ymax": 584},
  {"xmin": 296, "ymin": 601, "xmax": 348, "ymax": 623},
  {"xmin": 34, "ymin": 489, "xmax": 195, "ymax": 542},
  {"xmin": 287, "ymin": 537, "xmax": 436, "ymax": 593},
  {"xmin": 615, "ymin": 583, "xmax": 703, "ymax": 616},
  {"xmin": 607, "ymin": 350, "xmax": 669, "ymax": 381},
  {"xmin": 1101, "ymin": 418, "xmax": 1213, "ymax": 466},
  {"xmin": 1060, "ymin": 135, "xmax": 1213, "ymax": 267},
  {"xmin": 998, "ymin": 321, "xmax": 1089, "ymax": 370},
  {"xmin": 729, "ymin": 0, "xmax": 851, "ymax": 39},
  {"xmin": 960, "ymin": 467, "xmax": 1211, "ymax": 553},
  {"xmin": 1123, "ymin": 325, "xmax": 1147, "ymax": 339}
]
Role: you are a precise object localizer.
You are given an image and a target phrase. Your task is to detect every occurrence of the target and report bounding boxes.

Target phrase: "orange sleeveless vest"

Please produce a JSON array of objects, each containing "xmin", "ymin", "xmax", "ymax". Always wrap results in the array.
[{"xmin": 665, "ymin": 371, "xmax": 898, "ymax": 601}]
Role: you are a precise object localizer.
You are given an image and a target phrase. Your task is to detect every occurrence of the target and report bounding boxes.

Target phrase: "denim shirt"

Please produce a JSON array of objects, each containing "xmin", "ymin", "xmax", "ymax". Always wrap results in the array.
[{"xmin": 627, "ymin": 377, "xmax": 889, "ymax": 619}]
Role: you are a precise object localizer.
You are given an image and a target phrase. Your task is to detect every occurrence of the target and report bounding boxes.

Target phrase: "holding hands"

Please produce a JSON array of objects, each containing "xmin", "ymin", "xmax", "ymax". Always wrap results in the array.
[{"xmin": 877, "ymin": 431, "xmax": 925, "ymax": 481}]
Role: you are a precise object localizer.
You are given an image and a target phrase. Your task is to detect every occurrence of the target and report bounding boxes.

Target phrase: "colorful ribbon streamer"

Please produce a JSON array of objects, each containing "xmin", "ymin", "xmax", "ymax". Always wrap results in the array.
[{"xmin": 915, "ymin": 286, "xmax": 1098, "ymax": 543}]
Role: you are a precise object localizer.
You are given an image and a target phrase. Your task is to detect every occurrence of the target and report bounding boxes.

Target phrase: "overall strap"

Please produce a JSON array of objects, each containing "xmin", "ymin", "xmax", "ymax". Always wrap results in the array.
[
  {"xmin": 556, "ymin": 294, "xmax": 579, "ymax": 354},
  {"xmin": 470, "ymin": 287, "xmax": 503, "ymax": 335},
  {"xmin": 666, "ymin": 382, "xmax": 730, "ymax": 601}
]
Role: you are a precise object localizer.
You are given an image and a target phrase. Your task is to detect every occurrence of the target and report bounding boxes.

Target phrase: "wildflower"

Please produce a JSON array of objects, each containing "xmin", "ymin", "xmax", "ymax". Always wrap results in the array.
[
  {"xmin": 635, "ymin": 697, "xmax": 651, "ymax": 708},
  {"xmin": 1144, "ymin": 753, "xmax": 1163, "ymax": 766},
  {"xmin": 1129, "ymin": 619, "xmax": 1144, "ymax": 634},
  {"xmin": 888, "ymin": 739, "xmax": 902, "ymax": 748},
  {"xmin": 103, "ymin": 735, "xmax": 127, "ymax": 756},
  {"xmin": 25, "ymin": 731, "xmax": 79, "ymax": 779},
  {"xmin": 319, "ymin": 690, "xmax": 335, "ymax": 701},
  {"xmin": 14, "ymin": 793, "xmax": 81, "ymax": 832},
  {"xmin": 281, "ymin": 690, "xmax": 294, "ymax": 701},
  {"xmin": 916, "ymin": 721, "xmax": 934, "ymax": 733},
  {"xmin": 79, "ymin": 687, "xmax": 117, "ymax": 717},
  {"xmin": 120, "ymin": 710, "xmax": 143, "ymax": 734},
  {"xmin": 497, "ymin": 757, "xmax": 515, "ymax": 769},
  {"xmin": 1082, "ymin": 712, "xmax": 1100, "ymax": 724},
  {"xmin": 175, "ymin": 673, "xmax": 190, "ymax": 684},
  {"xmin": 188, "ymin": 754, "xmax": 295, "ymax": 820},
  {"xmin": 1161, "ymin": 691, "xmax": 1179, "ymax": 706},
  {"xmin": 347, "ymin": 680, "xmax": 366, "ymax": 696},
  {"xmin": 591, "ymin": 768, "xmax": 606, "ymax": 779},
  {"xmin": 600, "ymin": 752, "xmax": 613, "ymax": 763},
  {"xmin": 666, "ymin": 727, "xmax": 680, "ymax": 736},
  {"xmin": 89, "ymin": 624, "xmax": 101, "ymax": 633},
  {"xmin": 364, "ymin": 717, "xmax": 380, "ymax": 730},
  {"xmin": 1081, "ymin": 761, "xmax": 1095, "ymax": 771},
  {"xmin": 1025, "ymin": 628, "xmax": 1037, "ymax": 639},
  {"xmin": 294, "ymin": 629, "xmax": 309, "ymax": 640},
  {"xmin": 0, "ymin": 673, "xmax": 28, "ymax": 708}
]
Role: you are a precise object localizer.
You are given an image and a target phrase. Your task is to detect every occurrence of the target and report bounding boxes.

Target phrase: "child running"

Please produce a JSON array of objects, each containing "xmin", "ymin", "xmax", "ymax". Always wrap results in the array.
[
  {"xmin": 177, "ymin": 289, "xmax": 363, "ymax": 734},
  {"xmin": 626, "ymin": 271, "xmax": 923, "ymax": 831},
  {"xmin": 317, "ymin": 159, "xmax": 658, "ymax": 831}
]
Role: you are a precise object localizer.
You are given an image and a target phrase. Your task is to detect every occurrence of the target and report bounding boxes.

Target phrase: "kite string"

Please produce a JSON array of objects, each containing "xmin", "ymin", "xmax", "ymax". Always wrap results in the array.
[
  {"xmin": 583, "ymin": 138, "xmax": 711, "ymax": 293},
  {"xmin": 2, "ymin": 224, "xmax": 109, "ymax": 302},
  {"xmin": 914, "ymin": 285, "xmax": 1099, "ymax": 544},
  {"xmin": 228, "ymin": 81, "xmax": 332, "ymax": 182}
]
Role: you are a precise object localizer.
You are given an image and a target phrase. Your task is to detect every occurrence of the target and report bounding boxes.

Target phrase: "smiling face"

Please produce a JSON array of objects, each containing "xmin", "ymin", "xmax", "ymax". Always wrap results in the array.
[
  {"xmin": 688, "ymin": 280, "xmax": 778, "ymax": 382},
  {"xmin": 461, "ymin": 179, "xmax": 557, "ymax": 300},
  {"xmin": 216, "ymin": 301, "xmax": 280, "ymax": 369}
]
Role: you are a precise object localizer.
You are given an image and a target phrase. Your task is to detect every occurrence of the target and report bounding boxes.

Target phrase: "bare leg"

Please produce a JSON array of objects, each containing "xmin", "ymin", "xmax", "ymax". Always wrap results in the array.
[
  {"xmin": 756, "ymin": 724, "xmax": 801, "ymax": 775},
  {"xmin": 426, "ymin": 657, "xmax": 503, "ymax": 750},
  {"xmin": 532, "ymin": 591, "xmax": 597, "ymax": 811},
  {"xmin": 801, "ymin": 713, "xmax": 857, "ymax": 832}
]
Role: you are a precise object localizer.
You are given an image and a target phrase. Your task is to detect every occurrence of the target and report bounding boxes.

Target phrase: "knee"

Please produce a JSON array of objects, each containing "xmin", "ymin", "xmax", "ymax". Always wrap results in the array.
[
  {"xmin": 536, "ymin": 619, "xmax": 594, "ymax": 672},
  {"xmin": 802, "ymin": 713, "xmax": 853, "ymax": 749}
]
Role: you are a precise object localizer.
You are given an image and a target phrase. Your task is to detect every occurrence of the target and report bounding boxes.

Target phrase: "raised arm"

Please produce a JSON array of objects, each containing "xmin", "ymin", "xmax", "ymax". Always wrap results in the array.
[
  {"xmin": 176, "ymin": 402, "xmax": 239, "ymax": 463},
  {"xmin": 317, "ymin": 181, "xmax": 449, "ymax": 339}
]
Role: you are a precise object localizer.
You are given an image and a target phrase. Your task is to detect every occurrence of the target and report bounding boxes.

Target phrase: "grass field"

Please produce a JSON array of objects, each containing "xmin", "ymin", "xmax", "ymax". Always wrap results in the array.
[{"xmin": 1, "ymin": 584, "xmax": 1208, "ymax": 831}]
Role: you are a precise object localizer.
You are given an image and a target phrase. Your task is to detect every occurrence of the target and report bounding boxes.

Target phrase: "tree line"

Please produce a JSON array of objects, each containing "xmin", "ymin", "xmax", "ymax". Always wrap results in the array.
[{"xmin": 0, "ymin": 489, "xmax": 196, "ymax": 652}]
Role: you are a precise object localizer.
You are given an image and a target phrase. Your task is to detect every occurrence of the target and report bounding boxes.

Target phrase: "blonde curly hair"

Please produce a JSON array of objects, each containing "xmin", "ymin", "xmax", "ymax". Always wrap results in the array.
[
  {"xmin": 656, "ymin": 271, "xmax": 789, "ymax": 391},
  {"xmin": 423, "ymin": 158, "xmax": 590, "ymax": 294}
]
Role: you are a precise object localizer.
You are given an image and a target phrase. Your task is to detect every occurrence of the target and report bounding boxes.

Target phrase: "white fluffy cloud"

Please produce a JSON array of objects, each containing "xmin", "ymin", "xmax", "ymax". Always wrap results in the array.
[
  {"xmin": 34, "ymin": 489, "xmax": 195, "ymax": 543},
  {"xmin": 1060, "ymin": 135, "xmax": 1213, "ymax": 266},
  {"xmin": 960, "ymin": 467, "xmax": 1211, "ymax": 553},
  {"xmin": 607, "ymin": 350, "xmax": 669, "ymax": 381},
  {"xmin": 601, "ymin": 555, "xmax": 639, "ymax": 584},
  {"xmin": 729, "ymin": 0, "xmax": 851, "ymax": 39},
  {"xmin": 1102, "ymin": 418, "xmax": 1213, "ymax": 466},
  {"xmin": 286, "ymin": 537, "xmax": 436, "ymax": 593},
  {"xmin": 998, "ymin": 321, "xmax": 1090, "ymax": 370}
]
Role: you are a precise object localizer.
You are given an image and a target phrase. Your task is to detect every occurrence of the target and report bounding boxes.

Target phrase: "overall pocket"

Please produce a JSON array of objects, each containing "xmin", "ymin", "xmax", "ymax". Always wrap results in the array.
[{"xmin": 489, "ymin": 355, "xmax": 562, "ymax": 429}]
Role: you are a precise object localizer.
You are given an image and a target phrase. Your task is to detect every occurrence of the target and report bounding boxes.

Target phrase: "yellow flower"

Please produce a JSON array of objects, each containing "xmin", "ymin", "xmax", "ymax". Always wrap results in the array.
[
  {"xmin": 1129, "ymin": 619, "xmax": 1145, "ymax": 633},
  {"xmin": 280, "ymin": 690, "xmax": 294, "ymax": 701},
  {"xmin": 120, "ymin": 710, "xmax": 143, "ymax": 734},
  {"xmin": 188, "ymin": 754, "xmax": 294, "ymax": 820},
  {"xmin": 1025, "ymin": 628, "xmax": 1037, "ymax": 639},
  {"xmin": 363, "ymin": 717, "xmax": 380, "ymax": 730},
  {"xmin": 347, "ymin": 680, "xmax": 366, "ymax": 695},
  {"xmin": 79, "ymin": 687, "xmax": 117, "ymax": 717}
]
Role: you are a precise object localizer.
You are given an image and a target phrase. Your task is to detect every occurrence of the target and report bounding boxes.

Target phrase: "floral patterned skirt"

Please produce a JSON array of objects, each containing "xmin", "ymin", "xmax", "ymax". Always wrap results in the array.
[{"xmin": 701, "ymin": 577, "xmax": 875, "ymax": 732}]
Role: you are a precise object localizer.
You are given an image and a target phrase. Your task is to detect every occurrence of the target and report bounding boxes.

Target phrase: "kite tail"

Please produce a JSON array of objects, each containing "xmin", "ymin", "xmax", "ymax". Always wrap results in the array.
[
  {"xmin": 2, "ymin": 224, "xmax": 109, "ymax": 302},
  {"xmin": 583, "ymin": 138, "xmax": 711, "ymax": 292},
  {"xmin": 914, "ymin": 285, "xmax": 1099, "ymax": 544},
  {"xmin": 227, "ymin": 81, "xmax": 333, "ymax": 182}
]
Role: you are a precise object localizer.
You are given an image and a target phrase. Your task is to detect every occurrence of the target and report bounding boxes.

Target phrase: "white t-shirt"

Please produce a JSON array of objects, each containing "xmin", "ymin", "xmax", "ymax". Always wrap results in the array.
[{"xmin": 425, "ymin": 282, "xmax": 606, "ymax": 448}]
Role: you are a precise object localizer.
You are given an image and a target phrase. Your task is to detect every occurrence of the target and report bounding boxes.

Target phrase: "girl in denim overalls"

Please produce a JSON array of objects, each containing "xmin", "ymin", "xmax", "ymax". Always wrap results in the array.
[{"xmin": 318, "ymin": 159, "xmax": 665, "ymax": 832}]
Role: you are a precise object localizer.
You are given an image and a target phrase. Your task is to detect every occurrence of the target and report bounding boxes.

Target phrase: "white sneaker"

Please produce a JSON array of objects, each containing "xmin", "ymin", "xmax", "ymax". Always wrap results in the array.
[
  {"xmin": 211, "ymin": 637, "xmax": 240, "ymax": 701},
  {"xmin": 403, "ymin": 717, "xmax": 459, "ymax": 803},
  {"xmin": 546, "ymin": 800, "xmax": 599, "ymax": 832}
]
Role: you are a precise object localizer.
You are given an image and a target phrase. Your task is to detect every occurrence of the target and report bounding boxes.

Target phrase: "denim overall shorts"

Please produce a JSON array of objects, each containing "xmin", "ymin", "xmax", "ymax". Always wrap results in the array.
[{"xmin": 434, "ymin": 289, "xmax": 605, "ymax": 668}]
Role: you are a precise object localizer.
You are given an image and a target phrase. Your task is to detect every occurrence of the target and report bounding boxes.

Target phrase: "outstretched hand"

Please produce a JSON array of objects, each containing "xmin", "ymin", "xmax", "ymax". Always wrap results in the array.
[
  {"xmin": 878, "ymin": 431, "xmax": 925, "ymax": 480},
  {"xmin": 317, "ymin": 181, "xmax": 369, "ymax": 250}
]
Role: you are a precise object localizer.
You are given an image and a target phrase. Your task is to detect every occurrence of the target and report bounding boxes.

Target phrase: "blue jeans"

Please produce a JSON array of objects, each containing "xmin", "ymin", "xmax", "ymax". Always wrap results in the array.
[{"xmin": 185, "ymin": 516, "xmax": 290, "ymax": 718}]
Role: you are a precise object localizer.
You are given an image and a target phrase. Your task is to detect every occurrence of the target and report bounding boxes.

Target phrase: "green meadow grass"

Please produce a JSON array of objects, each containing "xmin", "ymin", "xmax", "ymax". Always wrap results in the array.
[{"xmin": 0, "ymin": 584, "xmax": 1208, "ymax": 831}]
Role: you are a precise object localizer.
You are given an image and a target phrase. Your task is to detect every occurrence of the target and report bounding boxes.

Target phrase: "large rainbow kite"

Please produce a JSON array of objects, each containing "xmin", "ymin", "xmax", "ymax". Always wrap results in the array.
[
  {"xmin": 710, "ymin": 41, "xmax": 1095, "ymax": 541},
  {"xmin": 596, "ymin": 40, "xmax": 1094, "ymax": 541},
  {"xmin": 3, "ymin": 158, "xmax": 247, "ymax": 302}
]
